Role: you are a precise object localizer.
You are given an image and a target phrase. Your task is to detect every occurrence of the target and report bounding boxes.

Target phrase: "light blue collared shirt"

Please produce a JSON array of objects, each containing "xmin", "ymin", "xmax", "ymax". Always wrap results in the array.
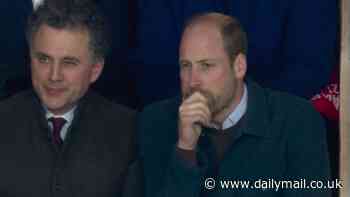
[{"xmin": 221, "ymin": 84, "xmax": 248, "ymax": 130}]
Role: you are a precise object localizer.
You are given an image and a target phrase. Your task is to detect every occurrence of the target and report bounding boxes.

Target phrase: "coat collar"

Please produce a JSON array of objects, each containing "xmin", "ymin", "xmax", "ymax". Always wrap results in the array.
[{"xmin": 241, "ymin": 78, "xmax": 269, "ymax": 138}]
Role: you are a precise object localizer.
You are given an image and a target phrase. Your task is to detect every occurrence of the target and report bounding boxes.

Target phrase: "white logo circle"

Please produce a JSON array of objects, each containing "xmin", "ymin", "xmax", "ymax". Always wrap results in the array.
[{"xmin": 205, "ymin": 178, "xmax": 216, "ymax": 190}]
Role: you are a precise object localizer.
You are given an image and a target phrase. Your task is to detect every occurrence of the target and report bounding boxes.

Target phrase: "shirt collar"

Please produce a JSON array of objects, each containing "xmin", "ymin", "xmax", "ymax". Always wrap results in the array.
[
  {"xmin": 32, "ymin": 0, "xmax": 44, "ymax": 10},
  {"xmin": 221, "ymin": 84, "xmax": 248, "ymax": 130},
  {"xmin": 45, "ymin": 106, "xmax": 76, "ymax": 124}
]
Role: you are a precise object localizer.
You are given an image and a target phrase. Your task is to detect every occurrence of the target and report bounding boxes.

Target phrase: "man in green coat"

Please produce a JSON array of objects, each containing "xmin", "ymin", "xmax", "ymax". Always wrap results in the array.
[{"xmin": 138, "ymin": 13, "xmax": 332, "ymax": 197}]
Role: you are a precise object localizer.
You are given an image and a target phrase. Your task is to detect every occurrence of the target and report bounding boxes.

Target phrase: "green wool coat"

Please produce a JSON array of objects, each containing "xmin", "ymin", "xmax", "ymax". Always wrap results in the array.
[{"xmin": 138, "ymin": 80, "xmax": 331, "ymax": 197}]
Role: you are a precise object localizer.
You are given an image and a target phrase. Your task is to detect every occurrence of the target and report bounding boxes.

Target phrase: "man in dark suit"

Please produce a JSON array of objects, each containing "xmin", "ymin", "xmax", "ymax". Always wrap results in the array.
[
  {"xmin": 0, "ymin": 1, "xmax": 141, "ymax": 196},
  {"xmin": 138, "ymin": 13, "xmax": 332, "ymax": 197}
]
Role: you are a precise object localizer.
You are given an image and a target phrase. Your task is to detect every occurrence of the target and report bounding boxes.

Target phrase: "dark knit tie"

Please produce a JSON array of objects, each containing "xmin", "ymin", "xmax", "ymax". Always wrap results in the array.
[{"xmin": 49, "ymin": 117, "xmax": 66, "ymax": 145}]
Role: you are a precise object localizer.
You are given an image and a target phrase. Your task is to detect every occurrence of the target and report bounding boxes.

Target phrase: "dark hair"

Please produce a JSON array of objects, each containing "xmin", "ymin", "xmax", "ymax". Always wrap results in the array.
[
  {"xmin": 184, "ymin": 13, "xmax": 248, "ymax": 61},
  {"xmin": 26, "ymin": 0, "xmax": 110, "ymax": 62}
]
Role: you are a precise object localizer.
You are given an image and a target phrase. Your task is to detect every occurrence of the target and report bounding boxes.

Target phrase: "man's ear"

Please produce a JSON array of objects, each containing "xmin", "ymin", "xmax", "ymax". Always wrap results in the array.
[
  {"xmin": 233, "ymin": 53, "xmax": 247, "ymax": 80},
  {"xmin": 90, "ymin": 59, "xmax": 104, "ymax": 83}
]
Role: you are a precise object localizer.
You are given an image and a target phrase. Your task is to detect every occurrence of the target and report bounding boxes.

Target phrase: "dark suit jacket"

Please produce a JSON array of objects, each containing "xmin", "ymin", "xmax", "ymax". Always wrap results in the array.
[
  {"xmin": 0, "ymin": 90, "xmax": 142, "ymax": 197},
  {"xmin": 138, "ymin": 80, "xmax": 331, "ymax": 197},
  {"xmin": 132, "ymin": 0, "xmax": 339, "ymax": 105}
]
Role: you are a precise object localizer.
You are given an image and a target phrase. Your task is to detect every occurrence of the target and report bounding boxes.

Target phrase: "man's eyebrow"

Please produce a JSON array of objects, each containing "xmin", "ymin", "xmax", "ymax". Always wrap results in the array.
[
  {"xmin": 179, "ymin": 58, "xmax": 220, "ymax": 65},
  {"xmin": 62, "ymin": 56, "xmax": 80, "ymax": 63},
  {"xmin": 34, "ymin": 51, "xmax": 49, "ymax": 57},
  {"xmin": 33, "ymin": 51, "xmax": 52, "ymax": 60},
  {"xmin": 196, "ymin": 58, "xmax": 218, "ymax": 64}
]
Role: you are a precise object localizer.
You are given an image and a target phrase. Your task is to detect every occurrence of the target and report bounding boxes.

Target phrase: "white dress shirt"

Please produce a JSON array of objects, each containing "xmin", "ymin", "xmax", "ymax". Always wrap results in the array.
[
  {"xmin": 45, "ymin": 106, "xmax": 76, "ymax": 141},
  {"xmin": 32, "ymin": 0, "xmax": 44, "ymax": 10}
]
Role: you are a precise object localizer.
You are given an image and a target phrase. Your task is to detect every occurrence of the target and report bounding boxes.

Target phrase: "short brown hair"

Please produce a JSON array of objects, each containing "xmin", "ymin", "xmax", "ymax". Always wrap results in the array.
[
  {"xmin": 26, "ymin": 0, "xmax": 110, "ymax": 62},
  {"xmin": 184, "ymin": 13, "xmax": 248, "ymax": 61}
]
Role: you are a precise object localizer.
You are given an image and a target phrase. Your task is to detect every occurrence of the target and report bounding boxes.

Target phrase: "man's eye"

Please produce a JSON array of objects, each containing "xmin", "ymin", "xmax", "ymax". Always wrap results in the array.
[
  {"xmin": 180, "ymin": 63, "xmax": 191, "ymax": 69},
  {"xmin": 62, "ymin": 61, "xmax": 78, "ymax": 67},
  {"xmin": 38, "ymin": 56, "xmax": 49, "ymax": 64},
  {"xmin": 203, "ymin": 63, "xmax": 210, "ymax": 67},
  {"xmin": 201, "ymin": 62, "xmax": 213, "ymax": 69}
]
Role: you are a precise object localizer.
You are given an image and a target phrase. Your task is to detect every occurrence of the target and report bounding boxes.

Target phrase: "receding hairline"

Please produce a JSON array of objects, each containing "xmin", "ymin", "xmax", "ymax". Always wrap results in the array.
[
  {"xmin": 184, "ymin": 13, "xmax": 234, "ymax": 32},
  {"xmin": 183, "ymin": 12, "xmax": 248, "ymax": 59}
]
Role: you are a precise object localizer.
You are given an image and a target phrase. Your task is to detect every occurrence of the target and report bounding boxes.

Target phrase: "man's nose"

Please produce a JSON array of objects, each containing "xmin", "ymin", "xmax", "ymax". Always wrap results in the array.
[
  {"xmin": 189, "ymin": 67, "xmax": 201, "ymax": 88},
  {"xmin": 49, "ymin": 64, "xmax": 63, "ymax": 81}
]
